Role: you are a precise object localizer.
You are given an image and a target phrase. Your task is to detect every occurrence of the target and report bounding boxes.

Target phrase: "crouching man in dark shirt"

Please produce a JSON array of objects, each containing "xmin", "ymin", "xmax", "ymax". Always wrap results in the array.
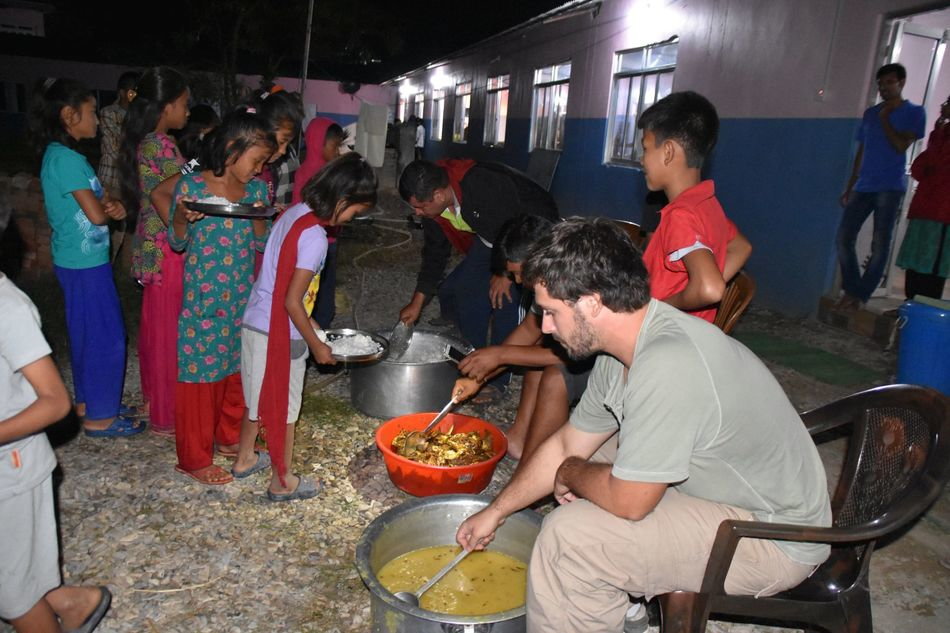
[{"xmin": 397, "ymin": 159, "xmax": 559, "ymax": 398}]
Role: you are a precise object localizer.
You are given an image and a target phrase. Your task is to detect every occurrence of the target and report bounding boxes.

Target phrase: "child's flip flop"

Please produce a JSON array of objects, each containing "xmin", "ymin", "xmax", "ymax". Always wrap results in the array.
[
  {"xmin": 175, "ymin": 464, "xmax": 234, "ymax": 486},
  {"xmin": 231, "ymin": 451, "xmax": 271, "ymax": 479},
  {"xmin": 66, "ymin": 586, "xmax": 112, "ymax": 633},
  {"xmin": 84, "ymin": 415, "xmax": 146, "ymax": 438},
  {"xmin": 266, "ymin": 475, "xmax": 323, "ymax": 502}
]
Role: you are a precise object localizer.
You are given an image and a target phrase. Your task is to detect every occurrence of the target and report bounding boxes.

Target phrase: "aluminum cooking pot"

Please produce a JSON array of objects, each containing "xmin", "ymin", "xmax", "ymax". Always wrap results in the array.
[
  {"xmin": 356, "ymin": 494, "xmax": 542, "ymax": 633},
  {"xmin": 350, "ymin": 330, "xmax": 472, "ymax": 419}
]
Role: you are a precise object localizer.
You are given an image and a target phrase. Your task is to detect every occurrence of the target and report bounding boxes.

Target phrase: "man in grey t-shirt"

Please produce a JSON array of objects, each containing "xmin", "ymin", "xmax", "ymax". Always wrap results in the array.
[{"xmin": 456, "ymin": 218, "xmax": 830, "ymax": 633}]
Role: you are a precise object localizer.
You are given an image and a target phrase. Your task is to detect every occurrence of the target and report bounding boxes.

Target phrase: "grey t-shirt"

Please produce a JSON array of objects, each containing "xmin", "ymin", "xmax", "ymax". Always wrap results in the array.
[
  {"xmin": 570, "ymin": 300, "xmax": 831, "ymax": 565},
  {"xmin": 0, "ymin": 275, "xmax": 57, "ymax": 500}
]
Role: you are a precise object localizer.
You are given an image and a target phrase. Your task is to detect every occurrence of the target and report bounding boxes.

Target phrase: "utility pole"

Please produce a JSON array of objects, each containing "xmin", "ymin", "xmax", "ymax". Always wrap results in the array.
[{"xmin": 300, "ymin": 0, "xmax": 315, "ymax": 95}]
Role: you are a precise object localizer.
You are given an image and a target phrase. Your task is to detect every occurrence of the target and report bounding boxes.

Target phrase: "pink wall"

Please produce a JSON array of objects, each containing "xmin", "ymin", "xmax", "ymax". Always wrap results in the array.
[{"xmin": 240, "ymin": 74, "xmax": 394, "ymax": 118}]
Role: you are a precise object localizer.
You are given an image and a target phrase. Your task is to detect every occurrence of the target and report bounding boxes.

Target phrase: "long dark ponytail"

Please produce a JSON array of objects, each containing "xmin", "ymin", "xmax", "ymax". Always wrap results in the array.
[{"xmin": 117, "ymin": 66, "xmax": 189, "ymax": 217}]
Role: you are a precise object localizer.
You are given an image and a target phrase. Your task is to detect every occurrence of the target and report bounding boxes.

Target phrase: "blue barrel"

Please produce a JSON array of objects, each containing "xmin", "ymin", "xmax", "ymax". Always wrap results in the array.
[{"xmin": 897, "ymin": 298, "xmax": 950, "ymax": 395}]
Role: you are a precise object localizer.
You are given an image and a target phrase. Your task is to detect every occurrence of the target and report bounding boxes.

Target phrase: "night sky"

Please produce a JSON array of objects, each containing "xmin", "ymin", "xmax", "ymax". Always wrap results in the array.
[{"xmin": 4, "ymin": 0, "xmax": 567, "ymax": 84}]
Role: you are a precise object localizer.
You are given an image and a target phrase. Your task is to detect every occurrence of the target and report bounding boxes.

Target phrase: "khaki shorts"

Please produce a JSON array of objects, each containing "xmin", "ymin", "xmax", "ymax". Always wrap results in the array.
[
  {"xmin": 241, "ymin": 328, "xmax": 307, "ymax": 423},
  {"xmin": 526, "ymin": 434, "xmax": 817, "ymax": 633},
  {"xmin": 0, "ymin": 475, "xmax": 61, "ymax": 620}
]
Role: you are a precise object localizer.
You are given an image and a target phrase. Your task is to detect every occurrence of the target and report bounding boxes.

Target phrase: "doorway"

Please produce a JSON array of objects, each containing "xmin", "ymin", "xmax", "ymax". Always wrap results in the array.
[{"xmin": 859, "ymin": 6, "xmax": 950, "ymax": 306}]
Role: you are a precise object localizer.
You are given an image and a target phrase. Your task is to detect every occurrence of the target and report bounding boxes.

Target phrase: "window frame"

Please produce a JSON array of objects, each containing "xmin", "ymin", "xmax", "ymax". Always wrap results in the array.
[
  {"xmin": 430, "ymin": 89, "xmax": 446, "ymax": 141},
  {"xmin": 483, "ymin": 74, "xmax": 510, "ymax": 147},
  {"xmin": 605, "ymin": 39, "xmax": 679, "ymax": 166},
  {"xmin": 530, "ymin": 61, "xmax": 572, "ymax": 151},
  {"xmin": 412, "ymin": 91, "xmax": 425, "ymax": 120},
  {"xmin": 452, "ymin": 81, "xmax": 473, "ymax": 144}
]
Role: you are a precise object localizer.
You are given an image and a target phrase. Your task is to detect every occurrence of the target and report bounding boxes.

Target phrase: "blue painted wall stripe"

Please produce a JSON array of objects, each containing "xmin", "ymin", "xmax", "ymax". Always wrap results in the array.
[{"xmin": 420, "ymin": 115, "xmax": 861, "ymax": 317}]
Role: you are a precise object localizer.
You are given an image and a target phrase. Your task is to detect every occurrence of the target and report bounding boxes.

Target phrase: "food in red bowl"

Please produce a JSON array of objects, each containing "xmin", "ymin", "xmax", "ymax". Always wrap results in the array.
[{"xmin": 375, "ymin": 413, "xmax": 507, "ymax": 496}]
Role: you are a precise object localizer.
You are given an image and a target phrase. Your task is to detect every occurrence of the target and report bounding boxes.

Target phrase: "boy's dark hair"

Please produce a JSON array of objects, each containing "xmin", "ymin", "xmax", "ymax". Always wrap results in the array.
[
  {"xmin": 877, "ymin": 63, "xmax": 907, "ymax": 81},
  {"xmin": 637, "ymin": 90, "xmax": 719, "ymax": 168},
  {"xmin": 398, "ymin": 160, "xmax": 449, "ymax": 202},
  {"xmin": 497, "ymin": 215, "xmax": 555, "ymax": 264},
  {"xmin": 204, "ymin": 111, "xmax": 277, "ymax": 177},
  {"xmin": 253, "ymin": 89, "xmax": 305, "ymax": 136},
  {"xmin": 174, "ymin": 104, "xmax": 220, "ymax": 161},
  {"xmin": 325, "ymin": 123, "xmax": 348, "ymax": 145},
  {"xmin": 301, "ymin": 152, "xmax": 378, "ymax": 221},
  {"xmin": 522, "ymin": 217, "xmax": 650, "ymax": 313},
  {"xmin": 118, "ymin": 66, "xmax": 189, "ymax": 212},
  {"xmin": 28, "ymin": 78, "xmax": 94, "ymax": 155},
  {"xmin": 116, "ymin": 71, "xmax": 140, "ymax": 91}
]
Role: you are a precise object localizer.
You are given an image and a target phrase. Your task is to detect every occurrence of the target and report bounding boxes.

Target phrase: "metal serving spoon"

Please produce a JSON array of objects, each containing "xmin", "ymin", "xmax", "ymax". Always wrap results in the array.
[
  {"xmin": 388, "ymin": 320, "xmax": 414, "ymax": 360},
  {"xmin": 394, "ymin": 547, "xmax": 472, "ymax": 607}
]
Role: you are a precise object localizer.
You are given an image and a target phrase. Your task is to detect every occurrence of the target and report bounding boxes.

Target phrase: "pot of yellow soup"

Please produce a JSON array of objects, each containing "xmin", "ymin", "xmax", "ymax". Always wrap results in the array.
[{"xmin": 356, "ymin": 494, "xmax": 542, "ymax": 632}]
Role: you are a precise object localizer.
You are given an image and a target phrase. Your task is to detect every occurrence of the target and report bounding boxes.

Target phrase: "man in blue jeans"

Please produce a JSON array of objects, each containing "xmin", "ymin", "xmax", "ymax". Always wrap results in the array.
[
  {"xmin": 836, "ymin": 63, "xmax": 926, "ymax": 309},
  {"xmin": 398, "ymin": 159, "xmax": 559, "ymax": 400}
]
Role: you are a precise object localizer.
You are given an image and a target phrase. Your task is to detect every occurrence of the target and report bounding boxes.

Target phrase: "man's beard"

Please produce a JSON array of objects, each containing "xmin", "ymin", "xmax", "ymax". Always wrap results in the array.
[{"xmin": 561, "ymin": 309, "xmax": 598, "ymax": 360}]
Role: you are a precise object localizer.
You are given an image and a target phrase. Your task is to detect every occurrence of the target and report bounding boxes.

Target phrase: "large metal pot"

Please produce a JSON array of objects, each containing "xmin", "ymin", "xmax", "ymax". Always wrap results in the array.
[
  {"xmin": 356, "ymin": 494, "xmax": 542, "ymax": 633},
  {"xmin": 350, "ymin": 330, "xmax": 472, "ymax": 419}
]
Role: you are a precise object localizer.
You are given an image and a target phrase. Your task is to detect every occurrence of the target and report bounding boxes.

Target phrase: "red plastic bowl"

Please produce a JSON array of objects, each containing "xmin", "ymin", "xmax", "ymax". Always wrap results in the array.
[{"xmin": 375, "ymin": 412, "xmax": 508, "ymax": 497}]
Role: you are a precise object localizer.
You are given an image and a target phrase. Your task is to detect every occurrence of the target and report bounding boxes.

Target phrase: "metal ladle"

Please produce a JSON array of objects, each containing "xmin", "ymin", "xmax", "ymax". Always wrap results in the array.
[
  {"xmin": 394, "ymin": 547, "xmax": 472, "ymax": 607},
  {"xmin": 404, "ymin": 387, "xmax": 464, "ymax": 451}
]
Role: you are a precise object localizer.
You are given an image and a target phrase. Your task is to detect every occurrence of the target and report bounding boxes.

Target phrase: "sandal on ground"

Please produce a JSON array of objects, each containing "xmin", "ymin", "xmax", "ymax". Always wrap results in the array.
[
  {"xmin": 174, "ymin": 464, "xmax": 234, "ymax": 486},
  {"xmin": 472, "ymin": 384, "xmax": 504, "ymax": 405},
  {"xmin": 231, "ymin": 451, "xmax": 271, "ymax": 479},
  {"xmin": 66, "ymin": 586, "xmax": 112, "ymax": 633},
  {"xmin": 83, "ymin": 415, "xmax": 146, "ymax": 438},
  {"xmin": 267, "ymin": 475, "xmax": 323, "ymax": 502}
]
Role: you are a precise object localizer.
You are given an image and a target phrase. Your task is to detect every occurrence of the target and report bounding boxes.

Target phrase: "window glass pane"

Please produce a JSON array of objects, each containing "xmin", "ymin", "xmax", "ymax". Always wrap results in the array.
[
  {"xmin": 645, "ymin": 43, "xmax": 678, "ymax": 69},
  {"xmin": 610, "ymin": 77, "xmax": 630, "ymax": 160},
  {"xmin": 431, "ymin": 97, "xmax": 444, "ymax": 141},
  {"xmin": 556, "ymin": 62, "xmax": 572, "ymax": 81},
  {"xmin": 657, "ymin": 72, "xmax": 674, "ymax": 100},
  {"xmin": 641, "ymin": 74, "xmax": 659, "ymax": 111},
  {"xmin": 623, "ymin": 75, "xmax": 642, "ymax": 161},
  {"xmin": 497, "ymin": 89, "xmax": 508, "ymax": 145},
  {"xmin": 617, "ymin": 50, "xmax": 645, "ymax": 73},
  {"xmin": 535, "ymin": 66, "xmax": 554, "ymax": 84},
  {"xmin": 554, "ymin": 83, "xmax": 569, "ymax": 149}
]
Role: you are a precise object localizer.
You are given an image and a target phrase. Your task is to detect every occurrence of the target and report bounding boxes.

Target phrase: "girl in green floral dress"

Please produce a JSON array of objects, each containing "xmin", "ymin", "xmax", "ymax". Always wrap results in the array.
[{"xmin": 167, "ymin": 112, "xmax": 276, "ymax": 485}]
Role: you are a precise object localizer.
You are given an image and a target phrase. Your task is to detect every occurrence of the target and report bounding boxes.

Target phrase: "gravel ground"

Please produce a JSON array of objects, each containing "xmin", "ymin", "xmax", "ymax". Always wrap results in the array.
[{"xmin": 4, "ymin": 182, "xmax": 933, "ymax": 633}]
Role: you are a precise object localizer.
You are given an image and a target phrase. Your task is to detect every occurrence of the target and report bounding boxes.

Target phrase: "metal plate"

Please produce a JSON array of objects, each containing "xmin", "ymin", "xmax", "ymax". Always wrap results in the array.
[
  {"xmin": 183, "ymin": 200, "xmax": 276, "ymax": 218},
  {"xmin": 323, "ymin": 328, "xmax": 389, "ymax": 363}
]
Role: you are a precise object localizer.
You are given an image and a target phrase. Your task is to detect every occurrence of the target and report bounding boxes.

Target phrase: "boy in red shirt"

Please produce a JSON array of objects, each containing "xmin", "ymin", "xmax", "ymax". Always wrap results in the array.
[{"xmin": 638, "ymin": 91, "xmax": 751, "ymax": 322}]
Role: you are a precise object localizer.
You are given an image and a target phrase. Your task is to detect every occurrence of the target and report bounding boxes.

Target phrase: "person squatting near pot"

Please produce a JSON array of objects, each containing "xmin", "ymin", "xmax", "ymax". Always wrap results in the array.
[
  {"xmin": 456, "ymin": 218, "xmax": 831, "ymax": 633},
  {"xmin": 452, "ymin": 214, "xmax": 595, "ymax": 461},
  {"xmin": 397, "ymin": 159, "xmax": 560, "ymax": 402}
]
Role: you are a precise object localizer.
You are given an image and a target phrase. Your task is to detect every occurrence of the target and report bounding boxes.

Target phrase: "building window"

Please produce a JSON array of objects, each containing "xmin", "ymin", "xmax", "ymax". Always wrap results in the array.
[
  {"xmin": 484, "ymin": 74, "xmax": 510, "ymax": 147},
  {"xmin": 413, "ymin": 91, "xmax": 425, "ymax": 120},
  {"xmin": 431, "ymin": 89, "xmax": 446, "ymax": 141},
  {"xmin": 531, "ymin": 62, "xmax": 571, "ymax": 150},
  {"xmin": 397, "ymin": 96, "xmax": 409, "ymax": 122},
  {"xmin": 453, "ymin": 81, "xmax": 472, "ymax": 143},
  {"xmin": 606, "ymin": 39, "xmax": 678, "ymax": 164}
]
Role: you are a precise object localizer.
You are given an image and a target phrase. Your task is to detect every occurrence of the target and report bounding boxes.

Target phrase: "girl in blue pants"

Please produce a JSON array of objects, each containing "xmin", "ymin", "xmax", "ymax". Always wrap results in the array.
[{"xmin": 30, "ymin": 77, "xmax": 145, "ymax": 437}]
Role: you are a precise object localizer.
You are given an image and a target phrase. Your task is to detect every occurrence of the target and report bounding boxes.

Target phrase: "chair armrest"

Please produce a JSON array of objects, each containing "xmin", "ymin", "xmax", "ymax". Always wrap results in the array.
[{"xmin": 697, "ymin": 518, "xmax": 868, "ymax": 595}]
